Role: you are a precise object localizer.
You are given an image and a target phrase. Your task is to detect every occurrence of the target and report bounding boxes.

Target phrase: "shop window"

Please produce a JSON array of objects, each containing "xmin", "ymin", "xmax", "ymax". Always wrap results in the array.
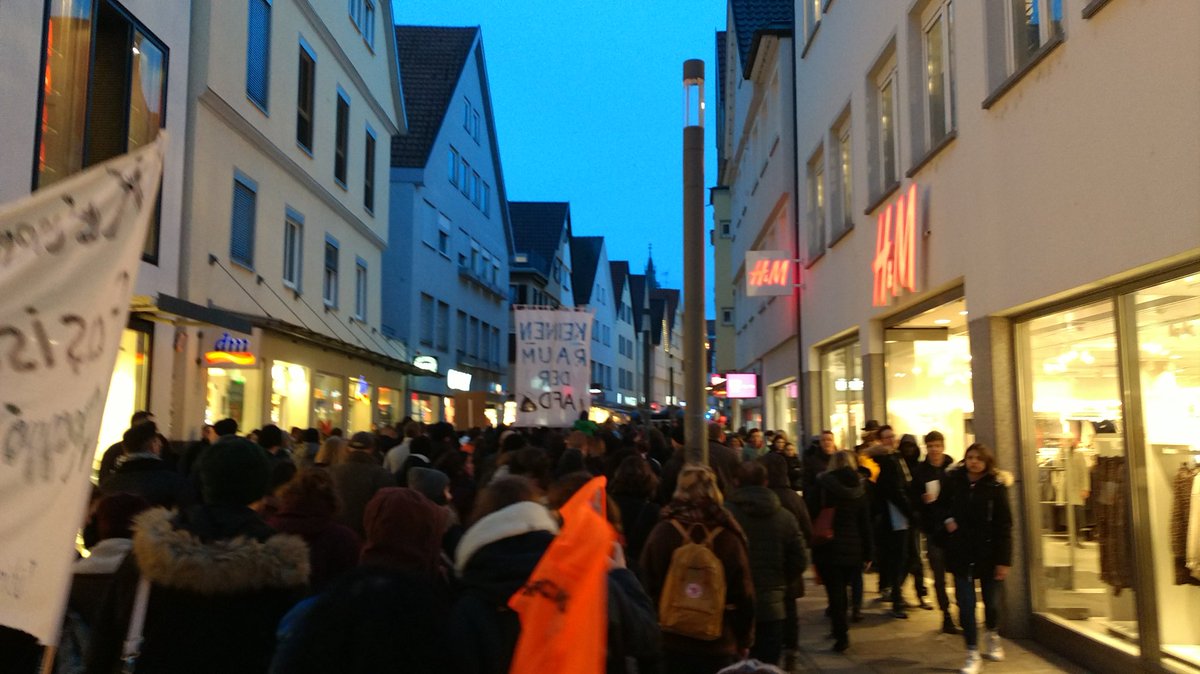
[
  {"xmin": 347, "ymin": 376, "xmax": 372, "ymax": 433},
  {"xmin": 376, "ymin": 387, "xmax": 401, "ymax": 427},
  {"xmin": 96, "ymin": 325, "xmax": 152, "ymax": 471},
  {"xmin": 821, "ymin": 341, "xmax": 863, "ymax": 451},
  {"xmin": 269, "ymin": 360, "xmax": 310, "ymax": 430},
  {"xmin": 363, "ymin": 126, "xmax": 376, "ymax": 213},
  {"xmin": 312, "ymin": 372, "xmax": 344, "ymax": 435},
  {"xmin": 230, "ymin": 173, "xmax": 257, "ymax": 268},
  {"xmin": 1021, "ymin": 300, "xmax": 1138, "ymax": 653},
  {"xmin": 323, "ymin": 236, "xmax": 339, "ymax": 307},
  {"xmin": 885, "ymin": 299, "xmax": 974, "ymax": 458},
  {"xmin": 246, "ymin": 0, "xmax": 271, "ymax": 110},
  {"xmin": 208, "ymin": 366, "xmax": 263, "ymax": 433},
  {"xmin": 334, "ymin": 88, "xmax": 350, "ymax": 186},
  {"xmin": 296, "ymin": 40, "xmax": 316, "ymax": 151},
  {"xmin": 1134, "ymin": 275, "xmax": 1200, "ymax": 667},
  {"xmin": 37, "ymin": 0, "xmax": 167, "ymax": 260},
  {"xmin": 283, "ymin": 209, "xmax": 303, "ymax": 290}
]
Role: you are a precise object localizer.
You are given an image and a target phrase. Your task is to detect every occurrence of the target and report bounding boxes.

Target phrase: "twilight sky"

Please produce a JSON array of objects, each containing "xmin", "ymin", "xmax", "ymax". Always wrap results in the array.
[{"xmin": 392, "ymin": 0, "xmax": 724, "ymax": 315}]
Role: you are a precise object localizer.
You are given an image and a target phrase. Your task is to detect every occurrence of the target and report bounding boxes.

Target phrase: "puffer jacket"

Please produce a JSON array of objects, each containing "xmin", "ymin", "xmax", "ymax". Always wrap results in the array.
[
  {"xmin": 726, "ymin": 486, "xmax": 807, "ymax": 622},
  {"xmin": 810, "ymin": 467, "xmax": 874, "ymax": 568},
  {"xmin": 936, "ymin": 466, "xmax": 1013, "ymax": 574}
]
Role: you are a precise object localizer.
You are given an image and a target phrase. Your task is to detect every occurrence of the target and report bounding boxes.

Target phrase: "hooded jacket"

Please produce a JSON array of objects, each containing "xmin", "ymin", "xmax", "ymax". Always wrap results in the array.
[
  {"xmin": 448, "ymin": 502, "xmax": 559, "ymax": 674},
  {"xmin": 811, "ymin": 467, "xmax": 874, "ymax": 568},
  {"xmin": 726, "ymin": 486, "xmax": 807, "ymax": 622},
  {"xmin": 86, "ymin": 506, "xmax": 309, "ymax": 674},
  {"xmin": 360, "ymin": 487, "xmax": 449, "ymax": 577},
  {"xmin": 329, "ymin": 452, "xmax": 395, "ymax": 537},
  {"xmin": 936, "ymin": 467, "xmax": 1013, "ymax": 574},
  {"xmin": 763, "ymin": 453, "xmax": 814, "ymax": 546},
  {"xmin": 100, "ymin": 454, "xmax": 192, "ymax": 509},
  {"xmin": 267, "ymin": 502, "xmax": 360, "ymax": 594}
]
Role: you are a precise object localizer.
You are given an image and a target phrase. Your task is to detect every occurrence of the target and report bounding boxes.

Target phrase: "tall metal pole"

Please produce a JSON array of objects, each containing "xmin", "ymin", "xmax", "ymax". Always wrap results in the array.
[{"xmin": 682, "ymin": 59, "xmax": 707, "ymax": 466}]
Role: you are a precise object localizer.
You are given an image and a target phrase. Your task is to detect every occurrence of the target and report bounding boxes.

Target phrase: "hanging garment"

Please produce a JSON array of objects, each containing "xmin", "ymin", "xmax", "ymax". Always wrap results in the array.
[
  {"xmin": 1092, "ymin": 457, "xmax": 1133, "ymax": 594},
  {"xmin": 1188, "ymin": 472, "xmax": 1200, "ymax": 581},
  {"xmin": 1171, "ymin": 465, "xmax": 1200, "ymax": 585}
]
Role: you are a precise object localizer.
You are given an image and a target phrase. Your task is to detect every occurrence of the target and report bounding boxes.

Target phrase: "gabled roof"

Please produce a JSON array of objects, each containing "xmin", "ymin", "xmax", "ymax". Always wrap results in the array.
[
  {"xmin": 650, "ymin": 296, "xmax": 666, "ymax": 345},
  {"xmin": 729, "ymin": 0, "xmax": 793, "ymax": 78},
  {"xmin": 569, "ymin": 236, "xmax": 604, "ymax": 307},
  {"xmin": 628, "ymin": 273, "xmax": 648, "ymax": 332},
  {"xmin": 509, "ymin": 202, "xmax": 570, "ymax": 277},
  {"xmin": 609, "ymin": 261, "xmax": 630, "ymax": 304},
  {"xmin": 652, "ymin": 288, "xmax": 681, "ymax": 333},
  {"xmin": 391, "ymin": 26, "xmax": 478, "ymax": 168}
]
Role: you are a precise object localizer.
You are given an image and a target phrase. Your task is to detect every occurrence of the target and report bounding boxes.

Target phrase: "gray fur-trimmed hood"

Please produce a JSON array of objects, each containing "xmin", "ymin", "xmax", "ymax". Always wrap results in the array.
[{"xmin": 131, "ymin": 508, "xmax": 310, "ymax": 594}]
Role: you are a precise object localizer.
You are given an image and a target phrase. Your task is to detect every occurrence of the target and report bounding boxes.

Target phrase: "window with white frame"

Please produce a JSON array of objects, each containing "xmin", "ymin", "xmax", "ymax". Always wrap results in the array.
[
  {"xmin": 482, "ymin": 183, "xmax": 491, "ymax": 216},
  {"xmin": 354, "ymin": 258, "xmax": 367, "ymax": 320},
  {"xmin": 283, "ymin": 209, "xmax": 302, "ymax": 290},
  {"xmin": 1008, "ymin": 0, "xmax": 1062, "ymax": 71},
  {"xmin": 323, "ymin": 236, "xmax": 339, "ymax": 307},
  {"xmin": 362, "ymin": 0, "xmax": 374, "ymax": 49},
  {"xmin": 459, "ymin": 156, "xmax": 470, "ymax": 196},
  {"xmin": 471, "ymin": 171, "xmax": 481, "ymax": 207},
  {"xmin": 877, "ymin": 67, "xmax": 898, "ymax": 190},
  {"xmin": 923, "ymin": 1, "xmax": 956, "ymax": 146},
  {"xmin": 447, "ymin": 147, "xmax": 459, "ymax": 186},
  {"xmin": 471, "ymin": 110, "xmax": 481, "ymax": 142},
  {"xmin": 832, "ymin": 112, "xmax": 853, "ymax": 240},
  {"xmin": 422, "ymin": 200, "xmax": 438, "ymax": 248},
  {"xmin": 807, "ymin": 149, "xmax": 826, "ymax": 261},
  {"xmin": 721, "ymin": 307, "xmax": 734, "ymax": 325},
  {"xmin": 334, "ymin": 89, "xmax": 349, "ymax": 185}
]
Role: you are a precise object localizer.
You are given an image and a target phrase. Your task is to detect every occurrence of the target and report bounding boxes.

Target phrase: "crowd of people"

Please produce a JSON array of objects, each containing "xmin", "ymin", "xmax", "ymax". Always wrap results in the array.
[{"xmin": 6, "ymin": 410, "xmax": 1012, "ymax": 674}]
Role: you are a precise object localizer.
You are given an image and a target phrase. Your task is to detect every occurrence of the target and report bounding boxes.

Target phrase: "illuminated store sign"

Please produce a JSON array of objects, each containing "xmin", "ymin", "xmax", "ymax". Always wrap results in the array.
[
  {"xmin": 447, "ymin": 368, "xmax": 472, "ymax": 392},
  {"xmin": 413, "ymin": 355, "xmax": 439, "ymax": 373},
  {"xmin": 725, "ymin": 372, "xmax": 759, "ymax": 399},
  {"xmin": 746, "ymin": 250, "xmax": 794, "ymax": 297},
  {"xmin": 205, "ymin": 332, "xmax": 256, "ymax": 367},
  {"xmin": 872, "ymin": 183, "xmax": 919, "ymax": 307}
]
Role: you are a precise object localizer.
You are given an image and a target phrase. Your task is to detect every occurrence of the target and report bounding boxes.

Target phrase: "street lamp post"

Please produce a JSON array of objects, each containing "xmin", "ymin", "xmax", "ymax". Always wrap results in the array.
[{"xmin": 682, "ymin": 59, "xmax": 707, "ymax": 466}]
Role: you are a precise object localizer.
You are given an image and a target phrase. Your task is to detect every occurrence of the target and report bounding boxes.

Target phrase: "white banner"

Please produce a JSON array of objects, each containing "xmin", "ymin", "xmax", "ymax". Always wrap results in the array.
[
  {"xmin": 513, "ymin": 307, "xmax": 592, "ymax": 427},
  {"xmin": 0, "ymin": 136, "xmax": 166, "ymax": 645}
]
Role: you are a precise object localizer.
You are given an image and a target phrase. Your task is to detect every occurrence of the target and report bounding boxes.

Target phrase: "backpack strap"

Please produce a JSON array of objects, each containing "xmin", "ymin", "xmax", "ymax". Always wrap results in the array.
[
  {"xmin": 702, "ymin": 526, "xmax": 724, "ymax": 548},
  {"xmin": 670, "ymin": 519, "xmax": 714, "ymax": 544}
]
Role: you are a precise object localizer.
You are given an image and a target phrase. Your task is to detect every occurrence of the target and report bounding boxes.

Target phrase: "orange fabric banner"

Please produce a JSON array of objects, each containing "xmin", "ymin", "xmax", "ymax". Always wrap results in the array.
[{"xmin": 508, "ymin": 476, "xmax": 616, "ymax": 674}]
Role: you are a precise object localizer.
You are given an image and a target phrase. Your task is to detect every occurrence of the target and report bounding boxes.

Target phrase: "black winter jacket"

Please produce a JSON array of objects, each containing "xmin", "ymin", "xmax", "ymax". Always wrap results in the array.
[
  {"xmin": 810, "ymin": 468, "xmax": 874, "ymax": 568},
  {"xmin": 726, "ymin": 486, "xmax": 807, "ymax": 622},
  {"xmin": 100, "ymin": 455, "xmax": 192, "ymax": 509},
  {"xmin": 873, "ymin": 450, "xmax": 914, "ymax": 526},
  {"xmin": 936, "ymin": 468, "xmax": 1013, "ymax": 574}
]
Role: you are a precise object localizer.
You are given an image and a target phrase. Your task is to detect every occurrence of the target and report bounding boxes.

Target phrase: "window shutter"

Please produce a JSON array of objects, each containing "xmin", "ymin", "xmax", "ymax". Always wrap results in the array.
[
  {"xmin": 247, "ymin": 0, "xmax": 271, "ymax": 108},
  {"xmin": 231, "ymin": 180, "xmax": 256, "ymax": 266}
]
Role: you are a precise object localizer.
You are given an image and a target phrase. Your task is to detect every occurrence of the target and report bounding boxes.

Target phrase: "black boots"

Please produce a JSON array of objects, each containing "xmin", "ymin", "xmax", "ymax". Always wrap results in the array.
[{"xmin": 942, "ymin": 612, "xmax": 959, "ymax": 634}]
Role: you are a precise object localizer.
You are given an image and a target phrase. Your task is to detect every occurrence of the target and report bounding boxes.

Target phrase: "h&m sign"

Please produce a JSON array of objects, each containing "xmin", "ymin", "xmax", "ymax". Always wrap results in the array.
[{"xmin": 872, "ymin": 183, "xmax": 920, "ymax": 307}]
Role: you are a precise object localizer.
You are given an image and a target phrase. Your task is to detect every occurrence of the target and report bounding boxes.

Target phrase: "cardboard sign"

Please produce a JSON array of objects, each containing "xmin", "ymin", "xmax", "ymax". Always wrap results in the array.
[
  {"xmin": 0, "ymin": 136, "xmax": 165, "ymax": 645},
  {"xmin": 513, "ymin": 308, "xmax": 592, "ymax": 427}
]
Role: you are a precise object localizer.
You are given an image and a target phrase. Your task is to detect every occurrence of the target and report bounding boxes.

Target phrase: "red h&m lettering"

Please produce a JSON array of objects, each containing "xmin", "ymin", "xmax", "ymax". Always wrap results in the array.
[
  {"xmin": 748, "ymin": 259, "xmax": 771, "ymax": 287},
  {"xmin": 872, "ymin": 184, "xmax": 919, "ymax": 307},
  {"xmin": 767, "ymin": 259, "xmax": 790, "ymax": 287}
]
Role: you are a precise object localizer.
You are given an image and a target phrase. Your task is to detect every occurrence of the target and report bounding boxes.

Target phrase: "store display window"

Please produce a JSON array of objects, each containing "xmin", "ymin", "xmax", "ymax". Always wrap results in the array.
[
  {"xmin": 885, "ymin": 298, "xmax": 974, "ymax": 459},
  {"xmin": 312, "ymin": 372, "xmax": 344, "ymax": 436},
  {"xmin": 269, "ymin": 361, "xmax": 310, "ymax": 430},
  {"xmin": 376, "ymin": 387, "xmax": 402, "ymax": 427},
  {"xmin": 821, "ymin": 341, "xmax": 863, "ymax": 450},
  {"xmin": 1021, "ymin": 300, "xmax": 1139, "ymax": 656},
  {"xmin": 444, "ymin": 396, "xmax": 456, "ymax": 427},
  {"xmin": 96, "ymin": 326, "xmax": 151, "ymax": 471},
  {"xmin": 1135, "ymin": 274, "xmax": 1200, "ymax": 667},
  {"xmin": 206, "ymin": 367, "xmax": 262, "ymax": 431},
  {"xmin": 347, "ymin": 376, "xmax": 373, "ymax": 433},
  {"xmin": 771, "ymin": 380, "xmax": 800, "ymax": 442},
  {"xmin": 411, "ymin": 393, "xmax": 440, "ymax": 424}
]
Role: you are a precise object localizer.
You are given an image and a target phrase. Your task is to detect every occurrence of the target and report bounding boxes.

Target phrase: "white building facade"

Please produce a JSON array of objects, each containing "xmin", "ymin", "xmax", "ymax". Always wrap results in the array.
[
  {"xmin": 0, "ymin": 0, "xmax": 191, "ymax": 455},
  {"xmin": 719, "ymin": 0, "xmax": 800, "ymax": 438},
  {"xmin": 794, "ymin": 1, "xmax": 1200, "ymax": 670},
  {"xmin": 179, "ymin": 0, "xmax": 412, "ymax": 439},
  {"xmin": 384, "ymin": 26, "xmax": 512, "ymax": 427}
]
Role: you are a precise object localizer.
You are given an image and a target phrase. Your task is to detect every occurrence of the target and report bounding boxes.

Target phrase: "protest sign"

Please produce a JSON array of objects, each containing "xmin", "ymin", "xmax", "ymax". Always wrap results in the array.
[
  {"xmin": 513, "ymin": 307, "xmax": 592, "ymax": 427},
  {"xmin": 0, "ymin": 136, "xmax": 166, "ymax": 645}
]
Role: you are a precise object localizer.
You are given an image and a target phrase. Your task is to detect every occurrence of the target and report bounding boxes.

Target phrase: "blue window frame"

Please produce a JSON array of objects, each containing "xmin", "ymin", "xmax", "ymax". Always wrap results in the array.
[
  {"xmin": 230, "ymin": 172, "xmax": 258, "ymax": 268},
  {"xmin": 334, "ymin": 87, "xmax": 350, "ymax": 186},
  {"xmin": 283, "ymin": 207, "xmax": 303, "ymax": 290},
  {"xmin": 324, "ymin": 234, "xmax": 340, "ymax": 307},
  {"xmin": 246, "ymin": 0, "xmax": 271, "ymax": 111}
]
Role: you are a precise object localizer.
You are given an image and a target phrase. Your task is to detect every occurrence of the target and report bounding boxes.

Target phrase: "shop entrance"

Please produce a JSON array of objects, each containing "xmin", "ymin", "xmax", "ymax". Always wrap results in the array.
[{"xmin": 884, "ymin": 297, "xmax": 974, "ymax": 458}]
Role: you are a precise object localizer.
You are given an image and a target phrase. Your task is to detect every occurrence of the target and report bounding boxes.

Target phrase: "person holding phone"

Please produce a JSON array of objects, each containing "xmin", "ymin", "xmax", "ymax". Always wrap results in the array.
[{"xmin": 938, "ymin": 443, "xmax": 1013, "ymax": 674}]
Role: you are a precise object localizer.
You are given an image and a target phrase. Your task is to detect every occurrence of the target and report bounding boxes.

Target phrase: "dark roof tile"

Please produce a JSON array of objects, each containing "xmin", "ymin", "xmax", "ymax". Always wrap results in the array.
[
  {"xmin": 569, "ymin": 236, "xmax": 603, "ymax": 307},
  {"xmin": 509, "ymin": 202, "xmax": 570, "ymax": 277},
  {"xmin": 730, "ymin": 0, "xmax": 793, "ymax": 75},
  {"xmin": 391, "ymin": 26, "xmax": 478, "ymax": 168}
]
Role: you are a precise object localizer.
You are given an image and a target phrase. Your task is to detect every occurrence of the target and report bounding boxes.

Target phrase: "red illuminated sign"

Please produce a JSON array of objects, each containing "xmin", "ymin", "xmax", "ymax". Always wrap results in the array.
[
  {"xmin": 872, "ymin": 183, "xmax": 919, "ymax": 307},
  {"xmin": 745, "ymin": 250, "xmax": 794, "ymax": 297}
]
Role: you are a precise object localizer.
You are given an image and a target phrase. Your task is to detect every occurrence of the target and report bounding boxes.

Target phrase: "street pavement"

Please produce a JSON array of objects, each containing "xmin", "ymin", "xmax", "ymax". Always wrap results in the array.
[{"xmin": 789, "ymin": 587, "xmax": 1090, "ymax": 673}]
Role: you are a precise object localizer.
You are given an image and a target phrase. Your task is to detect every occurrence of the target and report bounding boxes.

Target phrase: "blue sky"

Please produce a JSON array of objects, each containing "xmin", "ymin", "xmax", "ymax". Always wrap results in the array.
[{"xmin": 392, "ymin": 1, "xmax": 724, "ymax": 314}]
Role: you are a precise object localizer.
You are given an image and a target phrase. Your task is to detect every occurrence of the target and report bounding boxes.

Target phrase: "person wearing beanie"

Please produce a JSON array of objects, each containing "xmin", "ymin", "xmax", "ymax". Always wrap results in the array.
[
  {"xmin": 408, "ymin": 467, "xmax": 463, "ymax": 557},
  {"xmin": 86, "ymin": 436, "xmax": 310, "ymax": 674},
  {"xmin": 330, "ymin": 432, "xmax": 394, "ymax": 537},
  {"xmin": 100, "ymin": 422, "xmax": 192, "ymax": 509}
]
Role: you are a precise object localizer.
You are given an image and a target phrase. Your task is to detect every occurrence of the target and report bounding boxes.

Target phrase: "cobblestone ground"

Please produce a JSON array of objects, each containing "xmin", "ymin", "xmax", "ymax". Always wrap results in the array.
[{"xmin": 788, "ymin": 584, "xmax": 1090, "ymax": 673}]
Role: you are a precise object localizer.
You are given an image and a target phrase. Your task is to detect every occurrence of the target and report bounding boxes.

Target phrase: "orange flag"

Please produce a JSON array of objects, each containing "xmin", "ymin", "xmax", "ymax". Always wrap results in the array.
[{"xmin": 508, "ymin": 476, "xmax": 617, "ymax": 674}]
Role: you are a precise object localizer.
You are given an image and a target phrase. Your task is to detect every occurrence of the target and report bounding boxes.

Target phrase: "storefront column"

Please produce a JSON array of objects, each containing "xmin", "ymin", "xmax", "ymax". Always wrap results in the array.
[
  {"xmin": 862, "ymin": 352, "xmax": 886, "ymax": 423},
  {"xmin": 968, "ymin": 314, "xmax": 1032, "ymax": 637}
]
